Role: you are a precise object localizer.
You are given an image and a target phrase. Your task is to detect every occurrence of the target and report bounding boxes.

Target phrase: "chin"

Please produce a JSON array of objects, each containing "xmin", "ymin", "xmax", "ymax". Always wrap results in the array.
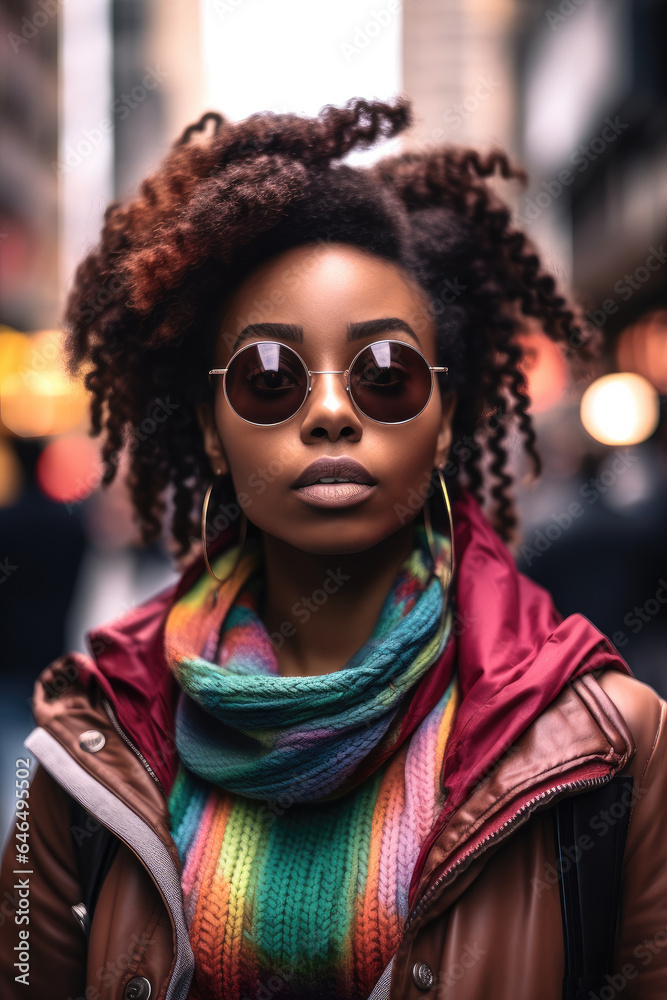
[{"xmin": 265, "ymin": 522, "xmax": 405, "ymax": 557}]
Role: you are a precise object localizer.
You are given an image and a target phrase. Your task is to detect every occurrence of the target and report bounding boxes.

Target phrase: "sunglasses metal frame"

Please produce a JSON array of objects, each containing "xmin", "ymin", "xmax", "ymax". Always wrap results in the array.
[{"xmin": 208, "ymin": 338, "xmax": 448, "ymax": 426}]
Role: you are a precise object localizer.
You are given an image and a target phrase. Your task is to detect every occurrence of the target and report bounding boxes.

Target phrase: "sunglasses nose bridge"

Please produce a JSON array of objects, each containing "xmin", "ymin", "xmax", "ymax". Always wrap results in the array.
[
  {"xmin": 305, "ymin": 368, "xmax": 353, "ymax": 405},
  {"xmin": 298, "ymin": 368, "xmax": 365, "ymax": 430}
]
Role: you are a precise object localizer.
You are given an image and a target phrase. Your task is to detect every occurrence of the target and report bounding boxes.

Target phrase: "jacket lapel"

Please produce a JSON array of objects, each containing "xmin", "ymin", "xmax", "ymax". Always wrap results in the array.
[{"xmin": 405, "ymin": 672, "xmax": 635, "ymax": 930}]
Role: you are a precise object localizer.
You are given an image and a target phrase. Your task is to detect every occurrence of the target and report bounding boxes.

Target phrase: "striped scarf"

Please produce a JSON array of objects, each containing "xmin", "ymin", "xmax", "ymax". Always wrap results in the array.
[{"xmin": 165, "ymin": 525, "xmax": 459, "ymax": 999}]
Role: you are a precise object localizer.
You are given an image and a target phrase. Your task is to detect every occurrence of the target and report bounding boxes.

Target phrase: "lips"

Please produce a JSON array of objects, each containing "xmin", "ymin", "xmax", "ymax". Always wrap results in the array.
[{"xmin": 291, "ymin": 457, "xmax": 377, "ymax": 489}]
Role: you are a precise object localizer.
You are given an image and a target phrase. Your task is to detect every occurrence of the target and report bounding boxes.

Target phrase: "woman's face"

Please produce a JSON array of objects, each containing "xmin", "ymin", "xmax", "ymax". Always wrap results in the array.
[{"xmin": 197, "ymin": 242, "xmax": 456, "ymax": 555}]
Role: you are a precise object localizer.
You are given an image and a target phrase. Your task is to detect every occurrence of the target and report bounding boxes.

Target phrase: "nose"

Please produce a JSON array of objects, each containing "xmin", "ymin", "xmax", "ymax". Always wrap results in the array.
[{"xmin": 299, "ymin": 370, "xmax": 362, "ymax": 441}]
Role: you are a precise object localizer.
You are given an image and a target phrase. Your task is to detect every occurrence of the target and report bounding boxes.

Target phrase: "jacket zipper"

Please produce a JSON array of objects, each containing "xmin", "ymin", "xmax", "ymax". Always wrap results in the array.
[
  {"xmin": 102, "ymin": 695, "xmax": 166, "ymax": 797},
  {"xmin": 405, "ymin": 770, "xmax": 611, "ymax": 931}
]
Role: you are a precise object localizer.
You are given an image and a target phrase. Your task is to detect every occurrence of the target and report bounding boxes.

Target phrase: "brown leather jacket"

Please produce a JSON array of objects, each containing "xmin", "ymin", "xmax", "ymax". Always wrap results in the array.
[{"xmin": 1, "ymin": 661, "xmax": 666, "ymax": 1000}]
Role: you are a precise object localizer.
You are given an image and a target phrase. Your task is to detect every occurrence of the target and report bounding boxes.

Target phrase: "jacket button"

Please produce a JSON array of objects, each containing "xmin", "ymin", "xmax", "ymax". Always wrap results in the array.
[
  {"xmin": 412, "ymin": 961, "xmax": 435, "ymax": 991},
  {"xmin": 123, "ymin": 978, "xmax": 152, "ymax": 1000},
  {"xmin": 79, "ymin": 730, "xmax": 106, "ymax": 753}
]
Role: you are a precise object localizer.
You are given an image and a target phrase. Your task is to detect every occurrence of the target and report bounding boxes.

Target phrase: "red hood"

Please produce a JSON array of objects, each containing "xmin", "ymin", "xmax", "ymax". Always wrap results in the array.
[{"xmin": 75, "ymin": 489, "xmax": 632, "ymax": 815}]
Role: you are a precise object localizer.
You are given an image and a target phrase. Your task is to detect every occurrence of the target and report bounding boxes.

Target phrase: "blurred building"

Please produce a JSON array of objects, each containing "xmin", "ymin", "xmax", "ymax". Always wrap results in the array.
[
  {"xmin": 516, "ymin": 0, "xmax": 667, "ymax": 321},
  {"xmin": 0, "ymin": 0, "xmax": 59, "ymax": 329},
  {"xmin": 512, "ymin": 0, "xmax": 667, "ymax": 692},
  {"xmin": 402, "ymin": 0, "xmax": 518, "ymax": 155}
]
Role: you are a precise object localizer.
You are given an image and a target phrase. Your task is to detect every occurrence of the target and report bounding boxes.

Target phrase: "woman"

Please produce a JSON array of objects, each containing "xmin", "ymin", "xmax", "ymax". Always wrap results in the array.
[{"xmin": 1, "ymin": 97, "xmax": 665, "ymax": 1000}]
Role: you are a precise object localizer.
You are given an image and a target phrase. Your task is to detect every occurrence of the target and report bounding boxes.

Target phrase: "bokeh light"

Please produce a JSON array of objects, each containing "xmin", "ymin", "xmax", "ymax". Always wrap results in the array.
[
  {"xmin": 35, "ymin": 434, "xmax": 102, "ymax": 504},
  {"xmin": 0, "ymin": 328, "xmax": 89, "ymax": 438},
  {"xmin": 580, "ymin": 372, "xmax": 660, "ymax": 446},
  {"xmin": 0, "ymin": 370, "xmax": 89, "ymax": 437},
  {"xmin": 517, "ymin": 330, "xmax": 569, "ymax": 413},
  {"xmin": 616, "ymin": 310, "xmax": 667, "ymax": 393},
  {"xmin": 0, "ymin": 328, "xmax": 28, "ymax": 383}
]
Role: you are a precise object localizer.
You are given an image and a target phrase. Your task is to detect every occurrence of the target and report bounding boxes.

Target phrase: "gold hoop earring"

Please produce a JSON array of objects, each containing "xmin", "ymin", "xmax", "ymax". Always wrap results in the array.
[
  {"xmin": 422, "ymin": 466, "xmax": 456, "ymax": 592},
  {"xmin": 201, "ymin": 470, "xmax": 247, "ymax": 586}
]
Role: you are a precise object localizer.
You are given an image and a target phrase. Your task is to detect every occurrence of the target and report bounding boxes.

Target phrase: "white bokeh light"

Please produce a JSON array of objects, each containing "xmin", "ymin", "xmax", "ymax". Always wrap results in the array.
[{"xmin": 580, "ymin": 372, "xmax": 660, "ymax": 446}]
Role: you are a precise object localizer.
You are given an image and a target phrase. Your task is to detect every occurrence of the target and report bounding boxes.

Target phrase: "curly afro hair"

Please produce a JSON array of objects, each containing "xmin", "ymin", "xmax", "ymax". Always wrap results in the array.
[{"xmin": 63, "ymin": 95, "xmax": 594, "ymax": 559}]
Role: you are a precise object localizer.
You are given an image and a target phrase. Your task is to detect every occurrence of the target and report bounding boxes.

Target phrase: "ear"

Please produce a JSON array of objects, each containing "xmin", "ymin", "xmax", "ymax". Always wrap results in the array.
[
  {"xmin": 433, "ymin": 391, "xmax": 457, "ymax": 470},
  {"xmin": 195, "ymin": 401, "xmax": 230, "ymax": 476}
]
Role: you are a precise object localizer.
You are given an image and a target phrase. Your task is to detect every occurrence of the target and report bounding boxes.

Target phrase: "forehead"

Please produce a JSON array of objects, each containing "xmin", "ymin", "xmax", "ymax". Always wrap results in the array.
[{"xmin": 216, "ymin": 242, "xmax": 435, "ymax": 357}]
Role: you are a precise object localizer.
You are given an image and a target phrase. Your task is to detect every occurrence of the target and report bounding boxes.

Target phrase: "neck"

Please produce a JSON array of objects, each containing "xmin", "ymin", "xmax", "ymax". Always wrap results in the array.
[{"xmin": 257, "ymin": 521, "xmax": 417, "ymax": 677}]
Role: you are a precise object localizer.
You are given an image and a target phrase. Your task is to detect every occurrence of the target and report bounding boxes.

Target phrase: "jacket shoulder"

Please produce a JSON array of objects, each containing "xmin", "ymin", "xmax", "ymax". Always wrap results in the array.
[{"xmin": 595, "ymin": 668, "xmax": 664, "ymax": 778}]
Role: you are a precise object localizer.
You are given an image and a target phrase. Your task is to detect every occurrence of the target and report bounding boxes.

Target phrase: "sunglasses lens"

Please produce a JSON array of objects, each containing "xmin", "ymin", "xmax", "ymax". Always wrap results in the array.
[
  {"xmin": 225, "ymin": 342, "xmax": 307, "ymax": 424},
  {"xmin": 350, "ymin": 341, "xmax": 433, "ymax": 422}
]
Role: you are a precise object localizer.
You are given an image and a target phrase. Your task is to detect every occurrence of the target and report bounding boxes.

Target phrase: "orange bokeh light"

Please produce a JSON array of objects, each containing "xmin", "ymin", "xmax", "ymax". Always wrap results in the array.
[
  {"xmin": 616, "ymin": 310, "xmax": 667, "ymax": 393},
  {"xmin": 516, "ymin": 330, "xmax": 569, "ymax": 412},
  {"xmin": 0, "ymin": 327, "xmax": 89, "ymax": 438}
]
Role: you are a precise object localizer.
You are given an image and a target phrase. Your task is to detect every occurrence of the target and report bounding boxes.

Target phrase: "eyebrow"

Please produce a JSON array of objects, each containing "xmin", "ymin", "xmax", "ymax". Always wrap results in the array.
[{"xmin": 228, "ymin": 318, "xmax": 422, "ymax": 355}]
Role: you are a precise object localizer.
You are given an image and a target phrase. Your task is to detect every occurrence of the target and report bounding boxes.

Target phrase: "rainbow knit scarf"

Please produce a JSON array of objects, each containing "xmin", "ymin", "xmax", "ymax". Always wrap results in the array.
[{"xmin": 165, "ymin": 525, "xmax": 459, "ymax": 999}]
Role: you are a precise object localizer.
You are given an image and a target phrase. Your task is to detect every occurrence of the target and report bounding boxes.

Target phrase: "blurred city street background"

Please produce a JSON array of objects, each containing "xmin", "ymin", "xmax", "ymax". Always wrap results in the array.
[{"xmin": 1, "ymin": 0, "xmax": 666, "ymax": 840}]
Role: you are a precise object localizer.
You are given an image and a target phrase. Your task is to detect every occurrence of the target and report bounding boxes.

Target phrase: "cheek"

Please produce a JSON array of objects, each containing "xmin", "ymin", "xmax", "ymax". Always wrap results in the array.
[
  {"xmin": 215, "ymin": 405, "xmax": 292, "ymax": 502},
  {"xmin": 389, "ymin": 439, "xmax": 437, "ymax": 504},
  {"xmin": 394, "ymin": 404, "xmax": 443, "ymax": 466},
  {"xmin": 374, "ymin": 410, "xmax": 445, "ymax": 502},
  {"xmin": 224, "ymin": 439, "xmax": 281, "ymax": 494}
]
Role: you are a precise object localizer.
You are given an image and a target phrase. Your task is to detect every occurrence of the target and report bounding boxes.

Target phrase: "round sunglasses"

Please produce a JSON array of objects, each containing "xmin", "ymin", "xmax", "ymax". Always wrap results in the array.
[{"xmin": 208, "ymin": 339, "xmax": 448, "ymax": 426}]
